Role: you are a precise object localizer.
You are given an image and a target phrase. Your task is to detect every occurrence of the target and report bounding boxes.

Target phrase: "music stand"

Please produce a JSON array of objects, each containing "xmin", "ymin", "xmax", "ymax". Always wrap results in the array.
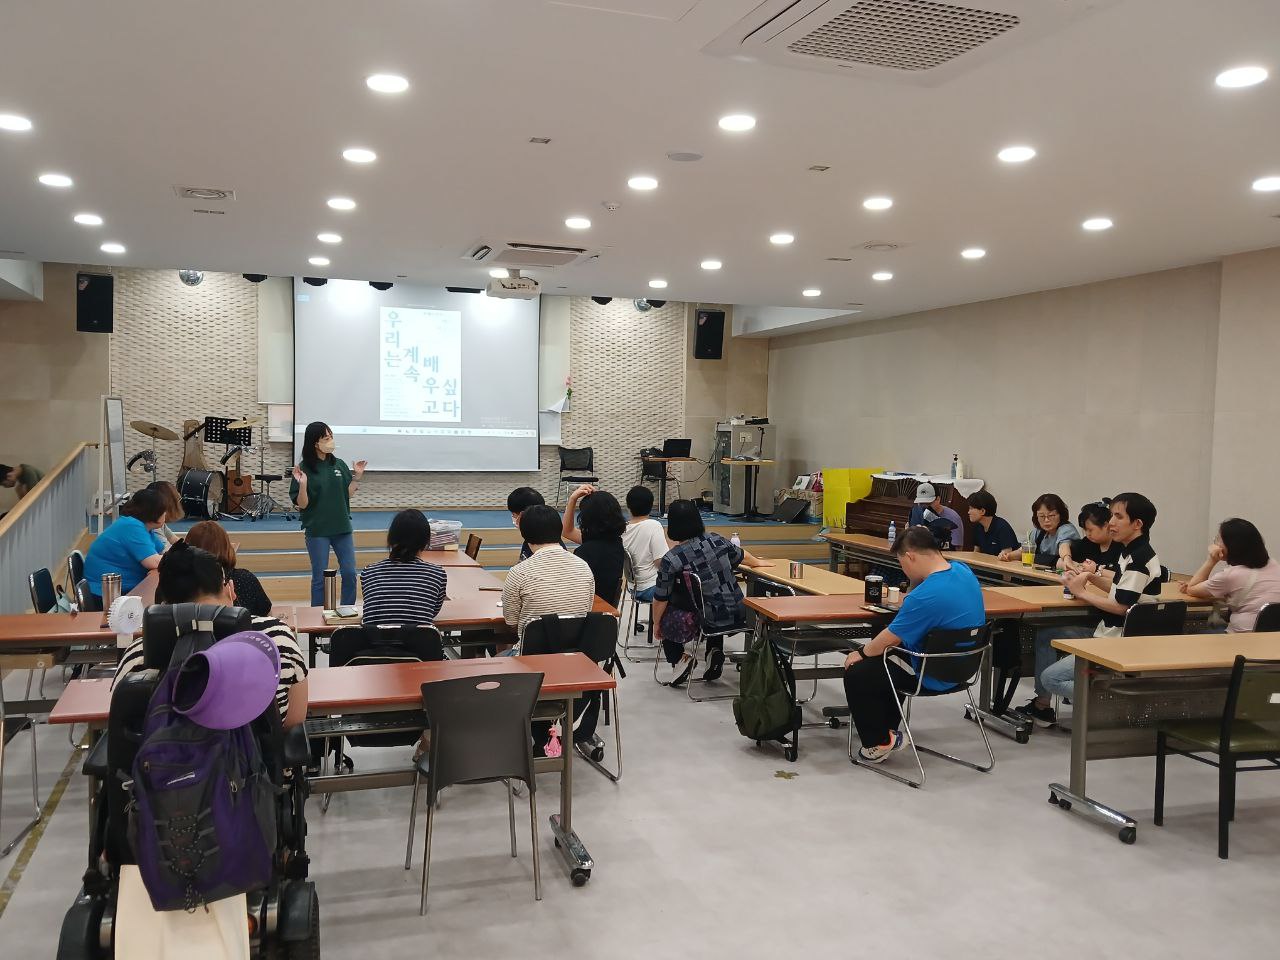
[{"xmin": 203, "ymin": 416, "xmax": 253, "ymax": 448}]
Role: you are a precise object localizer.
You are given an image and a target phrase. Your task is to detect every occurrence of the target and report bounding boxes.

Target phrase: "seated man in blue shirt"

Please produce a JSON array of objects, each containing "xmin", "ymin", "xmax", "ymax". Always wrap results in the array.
[
  {"xmin": 842, "ymin": 526, "xmax": 987, "ymax": 762},
  {"xmin": 907, "ymin": 482, "xmax": 966, "ymax": 550}
]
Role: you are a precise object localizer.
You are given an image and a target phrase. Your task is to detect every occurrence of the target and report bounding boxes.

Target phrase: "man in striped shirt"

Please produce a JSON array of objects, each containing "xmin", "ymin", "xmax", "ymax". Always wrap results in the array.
[
  {"xmin": 502, "ymin": 504, "xmax": 596, "ymax": 646},
  {"xmin": 114, "ymin": 541, "xmax": 309, "ymax": 729},
  {"xmin": 1043, "ymin": 492, "xmax": 1163, "ymax": 700}
]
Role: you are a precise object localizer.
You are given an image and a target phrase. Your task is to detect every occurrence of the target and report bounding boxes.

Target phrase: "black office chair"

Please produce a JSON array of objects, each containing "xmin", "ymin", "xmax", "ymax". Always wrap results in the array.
[
  {"xmin": 406, "ymin": 673, "xmax": 545, "ymax": 914},
  {"xmin": 522, "ymin": 612, "xmax": 623, "ymax": 782},
  {"xmin": 1155, "ymin": 655, "xmax": 1280, "ymax": 858},
  {"xmin": 28, "ymin": 568, "xmax": 57, "ymax": 613},
  {"xmin": 639, "ymin": 449, "xmax": 681, "ymax": 502},
  {"xmin": 850, "ymin": 625, "xmax": 996, "ymax": 789},
  {"xmin": 314, "ymin": 624, "xmax": 444, "ymax": 814},
  {"xmin": 1252, "ymin": 603, "xmax": 1280, "ymax": 633},
  {"xmin": 556, "ymin": 446, "xmax": 599, "ymax": 505},
  {"xmin": 465, "ymin": 534, "xmax": 483, "ymax": 560},
  {"xmin": 1123, "ymin": 600, "xmax": 1188, "ymax": 637},
  {"xmin": 67, "ymin": 550, "xmax": 85, "ymax": 592}
]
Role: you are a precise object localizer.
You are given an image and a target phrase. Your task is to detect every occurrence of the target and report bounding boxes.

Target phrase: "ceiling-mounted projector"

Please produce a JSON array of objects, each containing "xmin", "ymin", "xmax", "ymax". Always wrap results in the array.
[{"xmin": 486, "ymin": 276, "xmax": 541, "ymax": 299}]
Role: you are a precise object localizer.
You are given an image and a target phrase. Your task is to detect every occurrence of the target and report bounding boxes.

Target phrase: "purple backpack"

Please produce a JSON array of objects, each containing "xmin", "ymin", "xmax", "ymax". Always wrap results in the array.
[{"xmin": 128, "ymin": 628, "xmax": 277, "ymax": 912}]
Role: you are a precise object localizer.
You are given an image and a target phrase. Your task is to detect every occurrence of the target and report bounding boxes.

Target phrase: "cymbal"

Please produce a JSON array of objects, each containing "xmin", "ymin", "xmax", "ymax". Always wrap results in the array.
[
  {"xmin": 130, "ymin": 420, "xmax": 179, "ymax": 441},
  {"xmin": 227, "ymin": 416, "xmax": 263, "ymax": 431}
]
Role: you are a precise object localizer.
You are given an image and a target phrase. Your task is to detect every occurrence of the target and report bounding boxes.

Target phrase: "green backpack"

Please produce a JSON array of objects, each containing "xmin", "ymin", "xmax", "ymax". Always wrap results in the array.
[{"xmin": 733, "ymin": 630, "xmax": 799, "ymax": 742}]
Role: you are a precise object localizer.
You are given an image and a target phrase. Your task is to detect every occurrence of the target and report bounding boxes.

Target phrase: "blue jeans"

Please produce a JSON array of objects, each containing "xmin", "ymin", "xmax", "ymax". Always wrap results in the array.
[
  {"xmin": 305, "ymin": 532, "xmax": 356, "ymax": 607},
  {"xmin": 1033, "ymin": 625, "xmax": 1095, "ymax": 698},
  {"xmin": 1040, "ymin": 654, "xmax": 1078, "ymax": 701},
  {"xmin": 633, "ymin": 585, "xmax": 657, "ymax": 603}
]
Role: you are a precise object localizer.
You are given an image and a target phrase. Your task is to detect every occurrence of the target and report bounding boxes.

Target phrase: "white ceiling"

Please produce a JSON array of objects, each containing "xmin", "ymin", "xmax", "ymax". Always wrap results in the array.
[{"xmin": 0, "ymin": 0, "xmax": 1278, "ymax": 331}]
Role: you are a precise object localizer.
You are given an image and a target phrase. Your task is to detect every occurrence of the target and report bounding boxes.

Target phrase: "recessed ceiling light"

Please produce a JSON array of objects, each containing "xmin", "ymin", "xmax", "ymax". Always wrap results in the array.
[
  {"xmin": 1082, "ymin": 217, "xmax": 1113, "ymax": 231},
  {"xmin": 317, "ymin": 232, "xmax": 342, "ymax": 244},
  {"xmin": 1252, "ymin": 175, "xmax": 1280, "ymax": 192},
  {"xmin": 872, "ymin": 271, "xmax": 893, "ymax": 281},
  {"xmin": 366, "ymin": 73, "xmax": 409, "ymax": 94},
  {"xmin": 308, "ymin": 256, "xmax": 330, "ymax": 267},
  {"xmin": 700, "ymin": 260, "xmax": 722, "ymax": 271},
  {"xmin": 73, "ymin": 213, "xmax": 103, "ymax": 226},
  {"xmin": 342, "ymin": 147, "xmax": 377, "ymax": 164},
  {"xmin": 769, "ymin": 233, "xmax": 794, "ymax": 245},
  {"xmin": 961, "ymin": 247, "xmax": 986, "ymax": 259},
  {"xmin": 802, "ymin": 288, "xmax": 821, "ymax": 297},
  {"xmin": 1215, "ymin": 65, "xmax": 1268, "ymax": 89},
  {"xmin": 627, "ymin": 175, "xmax": 658, "ymax": 191},
  {"xmin": 327, "ymin": 197, "xmax": 356, "ymax": 210},
  {"xmin": 564, "ymin": 216, "xmax": 591, "ymax": 229},
  {"xmin": 863, "ymin": 197, "xmax": 893, "ymax": 211},
  {"xmin": 100, "ymin": 242, "xmax": 125, "ymax": 255},
  {"xmin": 997, "ymin": 145, "xmax": 1036, "ymax": 163},
  {"xmin": 718, "ymin": 114, "xmax": 756, "ymax": 132},
  {"xmin": 0, "ymin": 113, "xmax": 33, "ymax": 132},
  {"xmin": 489, "ymin": 268, "xmax": 510, "ymax": 278},
  {"xmin": 38, "ymin": 173, "xmax": 73, "ymax": 188},
  {"xmin": 648, "ymin": 279, "xmax": 668, "ymax": 289}
]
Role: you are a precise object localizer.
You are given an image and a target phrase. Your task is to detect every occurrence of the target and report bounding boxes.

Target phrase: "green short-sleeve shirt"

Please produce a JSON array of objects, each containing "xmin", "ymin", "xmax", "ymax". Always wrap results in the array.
[
  {"xmin": 18, "ymin": 464, "xmax": 43, "ymax": 488},
  {"xmin": 289, "ymin": 457, "xmax": 353, "ymax": 538}
]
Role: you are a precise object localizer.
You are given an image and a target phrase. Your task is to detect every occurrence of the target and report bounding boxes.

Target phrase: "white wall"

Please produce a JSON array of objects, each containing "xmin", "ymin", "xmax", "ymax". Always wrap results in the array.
[
  {"xmin": 1209, "ymin": 247, "xmax": 1280, "ymax": 556},
  {"xmin": 767, "ymin": 262, "xmax": 1224, "ymax": 572},
  {"xmin": 0, "ymin": 258, "xmax": 44, "ymax": 301}
]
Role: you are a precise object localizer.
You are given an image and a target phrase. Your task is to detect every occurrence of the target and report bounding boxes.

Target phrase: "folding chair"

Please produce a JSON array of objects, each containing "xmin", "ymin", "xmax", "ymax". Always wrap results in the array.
[
  {"xmin": 1123, "ymin": 600, "xmax": 1187, "ymax": 637},
  {"xmin": 849, "ymin": 625, "xmax": 996, "ymax": 788},
  {"xmin": 1252, "ymin": 603, "xmax": 1280, "ymax": 633},
  {"xmin": 1155, "ymin": 655, "xmax": 1280, "ymax": 858},
  {"xmin": 621, "ymin": 554, "xmax": 657, "ymax": 663},
  {"xmin": 649, "ymin": 575, "xmax": 748, "ymax": 702}
]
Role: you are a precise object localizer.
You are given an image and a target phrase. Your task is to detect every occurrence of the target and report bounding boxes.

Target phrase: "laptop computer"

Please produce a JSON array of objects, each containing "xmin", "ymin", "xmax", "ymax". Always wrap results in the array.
[{"xmin": 661, "ymin": 438, "xmax": 692, "ymax": 458}]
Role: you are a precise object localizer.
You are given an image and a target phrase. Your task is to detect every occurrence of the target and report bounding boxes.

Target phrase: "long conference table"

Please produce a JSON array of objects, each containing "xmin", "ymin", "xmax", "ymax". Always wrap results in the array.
[
  {"xmin": 824, "ymin": 531, "xmax": 1066, "ymax": 586},
  {"xmin": 1046, "ymin": 631, "xmax": 1280, "ymax": 846}
]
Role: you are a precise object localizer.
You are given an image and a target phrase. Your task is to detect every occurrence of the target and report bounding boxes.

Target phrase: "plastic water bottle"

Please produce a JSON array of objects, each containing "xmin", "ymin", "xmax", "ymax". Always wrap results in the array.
[
  {"xmin": 730, "ymin": 531, "xmax": 741, "ymax": 549},
  {"xmin": 887, "ymin": 521, "xmax": 896, "ymax": 547},
  {"xmin": 951, "ymin": 454, "xmax": 959, "ymax": 479}
]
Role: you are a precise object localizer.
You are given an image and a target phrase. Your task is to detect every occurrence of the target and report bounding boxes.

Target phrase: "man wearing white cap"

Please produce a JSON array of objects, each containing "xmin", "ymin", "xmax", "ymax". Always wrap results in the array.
[{"xmin": 907, "ymin": 482, "xmax": 966, "ymax": 550}]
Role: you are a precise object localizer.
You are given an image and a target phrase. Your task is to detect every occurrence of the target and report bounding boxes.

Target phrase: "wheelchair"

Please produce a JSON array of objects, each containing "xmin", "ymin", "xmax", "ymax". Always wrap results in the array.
[{"xmin": 56, "ymin": 603, "xmax": 321, "ymax": 958}]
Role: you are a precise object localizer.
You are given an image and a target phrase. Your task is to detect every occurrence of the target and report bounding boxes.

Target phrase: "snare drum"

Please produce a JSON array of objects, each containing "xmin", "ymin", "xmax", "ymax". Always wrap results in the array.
[{"xmin": 178, "ymin": 468, "xmax": 225, "ymax": 520}]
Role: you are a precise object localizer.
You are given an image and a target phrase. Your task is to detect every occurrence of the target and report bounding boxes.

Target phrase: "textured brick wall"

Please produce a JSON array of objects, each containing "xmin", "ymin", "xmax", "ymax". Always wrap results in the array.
[{"xmin": 109, "ymin": 271, "xmax": 687, "ymax": 508}]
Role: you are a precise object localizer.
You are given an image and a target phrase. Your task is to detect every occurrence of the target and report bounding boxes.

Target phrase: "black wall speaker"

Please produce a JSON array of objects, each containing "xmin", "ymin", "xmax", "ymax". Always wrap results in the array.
[
  {"xmin": 76, "ymin": 272, "xmax": 114, "ymax": 333},
  {"xmin": 693, "ymin": 308, "xmax": 725, "ymax": 360}
]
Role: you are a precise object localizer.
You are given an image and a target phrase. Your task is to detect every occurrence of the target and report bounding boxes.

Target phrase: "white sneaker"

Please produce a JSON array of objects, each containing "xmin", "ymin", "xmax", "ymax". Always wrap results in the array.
[
  {"xmin": 858, "ymin": 730, "xmax": 905, "ymax": 764},
  {"xmin": 660, "ymin": 654, "xmax": 695, "ymax": 687}
]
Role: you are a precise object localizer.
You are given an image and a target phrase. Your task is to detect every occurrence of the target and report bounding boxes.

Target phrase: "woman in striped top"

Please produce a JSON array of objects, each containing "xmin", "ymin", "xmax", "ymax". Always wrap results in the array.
[
  {"xmin": 360, "ymin": 509, "xmax": 448, "ymax": 626},
  {"xmin": 114, "ymin": 541, "xmax": 308, "ymax": 728}
]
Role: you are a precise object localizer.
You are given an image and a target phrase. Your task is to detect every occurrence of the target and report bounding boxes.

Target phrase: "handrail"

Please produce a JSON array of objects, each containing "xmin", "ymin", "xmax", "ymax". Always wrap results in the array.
[
  {"xmin": 0, "ymin": 441, "xmax": 94, "ymax": 540},
  {"xmin": 0, "ymin": 441, "xmax": 98, "ymax": 614}
]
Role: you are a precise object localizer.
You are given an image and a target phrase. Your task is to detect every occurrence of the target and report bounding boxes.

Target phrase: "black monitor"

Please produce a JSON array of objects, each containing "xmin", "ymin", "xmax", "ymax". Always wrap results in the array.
[{"xmin": 662, "ymin": 438, "xmax": 692, "ymax": 458}]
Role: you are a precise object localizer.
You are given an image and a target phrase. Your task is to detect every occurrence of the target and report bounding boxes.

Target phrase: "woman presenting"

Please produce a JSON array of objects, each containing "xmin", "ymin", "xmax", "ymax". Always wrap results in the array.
[{"xmin": 290, "ymin": 421, "xmax": 367, "ymax": 607}]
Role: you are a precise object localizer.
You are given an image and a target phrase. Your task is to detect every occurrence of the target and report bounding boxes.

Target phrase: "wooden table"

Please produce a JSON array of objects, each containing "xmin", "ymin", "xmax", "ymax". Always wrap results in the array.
[
  {"xmin": 822, "ymin": 533, "xmax": 1065, "ymax": 586},
  {"xmin": 1045, "ymin": 631, "xmax": 1280, "ymax": 845},
  {"xmin": 985, "ymin": 581, "xmax": 1209, "ymax": 612},
  {"xmin": 50, "ymin": 652, "xmax": 615, "ymax": 886},
  {"xmin": 640, "ymin": 456, "xmax": 695, "ymax": 515},
  {"xmin": 744, "ymin": 560, "xmax": 866, "ymax": 596},
  {"xmin": 739, "ymin": 588, "xmax": 1044, "ymax": 760},
  {"xmin": 718, "ymin": 459, "xmax": 775, "ymax": 519}
]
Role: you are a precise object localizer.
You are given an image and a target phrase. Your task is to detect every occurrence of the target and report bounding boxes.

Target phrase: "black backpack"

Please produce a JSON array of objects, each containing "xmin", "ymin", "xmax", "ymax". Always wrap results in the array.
[{"xmin": 732, "ymin": 630, "xmax": 800, "ymax": 742}]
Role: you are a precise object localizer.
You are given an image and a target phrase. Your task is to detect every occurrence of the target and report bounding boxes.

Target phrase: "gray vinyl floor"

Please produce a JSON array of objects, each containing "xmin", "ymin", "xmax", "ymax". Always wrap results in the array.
[{"xmin": 3, "ymin": 633, "xmax": 1278, "ymax": 959}]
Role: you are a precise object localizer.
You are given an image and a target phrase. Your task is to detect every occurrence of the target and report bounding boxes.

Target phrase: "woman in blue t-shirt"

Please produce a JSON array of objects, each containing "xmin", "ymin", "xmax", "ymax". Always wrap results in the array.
[{"xmin": 82, "ymin": 488, "xmax": 167, "ymax": 610}]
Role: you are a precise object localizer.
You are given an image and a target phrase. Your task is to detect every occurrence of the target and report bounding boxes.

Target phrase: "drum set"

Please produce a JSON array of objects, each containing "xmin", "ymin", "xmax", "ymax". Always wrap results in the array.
[{"xmin": 129, "ymin": 415, "xmax": 295, "ymax": 522}]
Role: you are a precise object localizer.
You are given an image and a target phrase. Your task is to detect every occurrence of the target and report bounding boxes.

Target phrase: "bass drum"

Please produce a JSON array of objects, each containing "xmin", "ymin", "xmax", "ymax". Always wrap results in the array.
[{"xmin": 178, "ymin": 468, "xmax": 225, "ymax": 520}]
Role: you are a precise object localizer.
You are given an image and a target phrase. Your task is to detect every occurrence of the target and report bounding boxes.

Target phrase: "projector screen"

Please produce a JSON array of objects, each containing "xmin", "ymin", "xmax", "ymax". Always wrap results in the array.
[{"xmin": 293, "ymin": 279, "xmax": 540, "ymax": 471}]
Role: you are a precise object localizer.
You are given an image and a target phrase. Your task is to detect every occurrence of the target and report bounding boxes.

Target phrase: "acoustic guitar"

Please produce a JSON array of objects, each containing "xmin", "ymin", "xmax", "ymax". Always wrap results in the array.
[{"xmin": 224, "ymin": 446, "xmax": 254, "ymax": 513}]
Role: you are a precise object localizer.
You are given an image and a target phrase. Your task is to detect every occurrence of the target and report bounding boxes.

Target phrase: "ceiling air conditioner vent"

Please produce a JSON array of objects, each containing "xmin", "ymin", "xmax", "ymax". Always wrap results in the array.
[
  {"xmin": 174, "ymin": 185, "xmax": 236, "ymax": 201},
  {"xmin": 788, "ymin": 0, "xmax": 1019, "ymax": 72},
  {"xmin": 462, "ymin": 240, "xmax": 593, "ymax": 269},
  {"xmin": 704, "ymin": 0, "xmax": 1117, "ymax": 86}
]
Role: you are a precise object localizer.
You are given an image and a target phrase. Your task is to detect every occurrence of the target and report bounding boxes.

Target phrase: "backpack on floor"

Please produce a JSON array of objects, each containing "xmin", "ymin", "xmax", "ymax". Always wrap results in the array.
[
  {"xmin": 128, "ymin": 610, "xmax": 278, "ymax": 912},
  {"xmin": 733, "ymin": 629, "xmax": 799, "ymax": 742}
]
